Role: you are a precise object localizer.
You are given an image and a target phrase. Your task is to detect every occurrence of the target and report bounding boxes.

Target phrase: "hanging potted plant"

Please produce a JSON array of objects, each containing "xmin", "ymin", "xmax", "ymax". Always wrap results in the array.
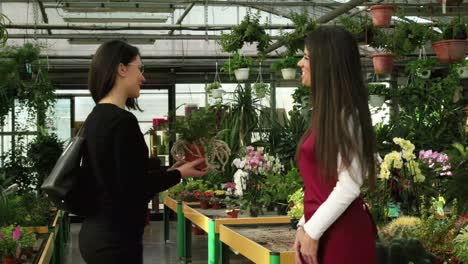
[
  {"xmin": 369, "ymin": 4, "xmax": 395, "ymax": 28},
  {"xmin": 205, "ymin": 82, "xmax": 224, "ymax": 99},
  {"xmin": 222, "ymin": 52, "xmax": 254, "ymax": 81},
  {"xmin": 339, "ymin": 16, "xmax": 377, "ymax": 45},
  {"xmin": 454, "ymin": 60, "xmax": 468, "ymax": 79},
  {"xmin": 367, "ymin": 83, "xmax": 389, "ymax": 107},
  {"xmin": 405, "ymin": 58, "xmax": 439, "ymax": 80},
  {"xmin": 369, "ymin": 29, "xmax": 395, "ymax": 74},
  {"xmin": 0, "ymin": 14, "xmax": 10, "ymax": 47},
  {"xmin": 280, "ymin": 12, "xmax": 317, "ymax": 55},
  {"xmin": 432, "ymin": 17, "xmax": 467, "ymax": 64},
  {"xmin": 219, "ymin": 11, "xmax": 271, "ymax": 56},
  {"xmin": 272, "ymin": 55, "xmax": 299, "ymax": 80},
  {"xmin": 252, "ymin": 61, "xmax": 269, "ymax": 99}
]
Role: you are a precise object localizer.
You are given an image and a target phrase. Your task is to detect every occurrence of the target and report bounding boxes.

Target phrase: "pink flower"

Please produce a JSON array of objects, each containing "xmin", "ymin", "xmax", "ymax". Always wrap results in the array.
[
  {"xmin": 13, "ymin": 226, "xmax": 20, "ymax": 241},
  {"xmin": 246, "ymin": 146, "xmax": 254, "ymax": 153},
  {"xmin": 257, "ymin": 147, "xmax": 264, "ymax": 154}
]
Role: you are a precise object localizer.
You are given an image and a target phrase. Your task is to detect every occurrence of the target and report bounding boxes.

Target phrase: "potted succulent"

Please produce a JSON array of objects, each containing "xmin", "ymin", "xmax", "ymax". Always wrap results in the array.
[
  {"xmin": 271, "ymin": 55, "xmax": 299, "ymax": 80},
  {"xmin": 369, "ymin": 4, "xmax": 395, "ymax": 28},
  {"xmin": 222, "ymin": 52, "xmax": 254, "ymax": 81},
  {"xmin": 432, "ymin": 17, "xmax": 467, "ymax": 64},
  {"xmin": 367, "ymin": 83, "xmax": 389, "ymax": 107}
]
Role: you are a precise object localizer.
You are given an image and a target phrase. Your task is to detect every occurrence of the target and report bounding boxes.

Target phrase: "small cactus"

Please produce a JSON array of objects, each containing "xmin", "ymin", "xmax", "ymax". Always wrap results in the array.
[
  {"xmin": 383, "ymin": 216, "xmax": 421, "ymax": 241},
  {"xmin": 377, "ymin": 238, "xmax": 435, "ymax": 264}
]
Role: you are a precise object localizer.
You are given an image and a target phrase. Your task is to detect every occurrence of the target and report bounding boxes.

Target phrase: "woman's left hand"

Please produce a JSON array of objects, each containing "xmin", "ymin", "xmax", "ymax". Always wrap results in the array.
[{"xmin": 298, "ymin": 229, "xmax": 319, "ymax": 264}]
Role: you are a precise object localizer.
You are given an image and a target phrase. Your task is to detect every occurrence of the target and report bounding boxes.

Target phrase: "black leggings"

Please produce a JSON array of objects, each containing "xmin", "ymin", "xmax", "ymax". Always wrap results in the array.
[{"xmin": 79, "ymin": 218, "xmax": 144, "ymax": 264}]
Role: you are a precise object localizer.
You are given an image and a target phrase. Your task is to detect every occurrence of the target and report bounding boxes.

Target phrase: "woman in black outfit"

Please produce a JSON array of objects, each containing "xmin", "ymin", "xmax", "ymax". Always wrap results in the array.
[{"xmin": 78, "ymin": 40, "xmax": 207, "ymax": 264}]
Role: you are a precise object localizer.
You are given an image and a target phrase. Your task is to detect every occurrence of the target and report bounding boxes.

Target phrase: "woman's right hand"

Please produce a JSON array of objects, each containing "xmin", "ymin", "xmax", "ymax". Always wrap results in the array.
[{"xmin": 176, "ymin": 158, "xmax": 208, "ymax": 178}]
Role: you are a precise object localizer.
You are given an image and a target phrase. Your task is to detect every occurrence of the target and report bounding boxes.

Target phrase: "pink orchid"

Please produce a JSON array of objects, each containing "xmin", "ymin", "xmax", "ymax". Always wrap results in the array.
[{"xmin": 12, "ymin": 226, "xmax": 20, "ymax": 241}]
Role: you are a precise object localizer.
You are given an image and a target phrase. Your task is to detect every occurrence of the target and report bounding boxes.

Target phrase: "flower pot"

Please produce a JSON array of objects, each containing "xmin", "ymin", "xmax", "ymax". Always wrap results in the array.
[
  {"xmin": 184, "ymin": 103, "xmax": 198, "ymax": 117},
  {"xmin": 3, "ymin": 258, "xmax": 16, "ymax": 264},
  {"xmin": 432, "ymin": 40, "xmax": 467, "ymax": 64},
  {"xmin": 211, "ymin": 88, "xmax": 225, "ymax": 99},
  {"xmin": 416, "ymin": 68, "xmax": 431, "ymax": 79},
  {"xmin": 234, "ymin": 68, "xmax": 250, "ymax": 81},
  {"xmin": 276, "ymin": 202, "xmax": 289, "ymax": 215},
  {"xmin": 370, "ymin": 5, "xmax": 395, "ymax": 28},
  {"xmin": 281, "ymin": 68, "xmax": 297, "ymax": 80},
  {"xmin": 369, "ymin": 95, "xmax": 386, "ymax": 107},
  {"xmin": 457, "ymin": 65, "xmax": 468, "ymax": 78},
  {"xmin": 200, "ymin": 200, "xmax": 209, "ymax": 209},
  {"xmin": 249, "ymin": 208, "xmax": 259, "ymax": 217},
  {"xmin": 184, "ymin": 143, "xmax": 207, "ymax": 170},
  {"xmin": 226, "ymin": 209, "xmax": 239, "ymax": 218},
  {"xmin": 371, "ymin": 53, "xmax": 394, "ymax": 74}
]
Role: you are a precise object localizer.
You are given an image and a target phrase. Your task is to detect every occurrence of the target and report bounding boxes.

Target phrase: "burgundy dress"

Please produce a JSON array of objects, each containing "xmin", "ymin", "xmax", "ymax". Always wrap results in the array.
[{"xmin": 299, "ymin": 133, "xmax": 377, "ymax": 264}]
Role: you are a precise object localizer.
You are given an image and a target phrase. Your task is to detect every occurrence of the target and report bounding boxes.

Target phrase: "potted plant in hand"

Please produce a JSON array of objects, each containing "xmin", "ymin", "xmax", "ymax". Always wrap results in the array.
[
  {"xmin": 432, "ymin": 17, "xmax": 467, "ymax": 64},
  {"xmin": 271, "ymin": 55, "xmax": 299, "ymax": 80},
  {"xmin": 222, "ymin": 52, "xmax": 254, "ymax": 81}
]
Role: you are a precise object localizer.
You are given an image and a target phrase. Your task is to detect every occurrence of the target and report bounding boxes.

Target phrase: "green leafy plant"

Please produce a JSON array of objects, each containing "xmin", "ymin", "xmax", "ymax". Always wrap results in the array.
[
  {"xmin": 219, "ymin": 11, "xmax": 271, "ymax": 55},
  {"xmin": 367, "ymin": 83, "xmax": 390, "ymax": 97},
  {"xmin": 0, "ymin": 138, "xmax": 34, "ymax": 194},
  {"xmin": 0, "ymin": 225, "xmax": 36, "ymax": 259},
  {"xmin": 445, "ymin": 143, "xmax": 468, "ymax": 214},
  {"xmin": 339, "ymin": 16, "xmax": 376, "ymax": 44},
  {"xmin": 173, "ymin": 107, "xmax": 217, "ymax": 142},
  {"xmin": 27, "ymin": 131, "xmax": 63, "ymax": 191},
  {"xmin": 405, "ymin": 58, "xmax": 438, "ymax": 77},
  {"xmin": 381, "ymin": 216, "xmax": 421, "ymax": 242},
  {"xmin": 287, "ymin": 187, "xmax": 304, "ymax": 220},
  {"xmin": 376, "ymin": 238, "xmax": 434, "ymax": 264},
  {"xmin": 280, "ymin": 12, "xmax": 316, "ymax": 55},
  {"xmin": 263, "ymin": 166, "xmax": 302, "ymax": 207},
  {"xmin": 252, "ymin": 82, "xmax": 269, "ymax": 98},
  {"xmin": 271, "ymin": 55, "xmax": 299, "ymax": 72},
  {"xmin": 221, "ymin": 52, "xmax": 254, "ymax": 75},
  {"xmin": 205, "ymin": 82, "xmax": 222, "ymax": 94},
  {"xmin": 453, "ymin": 226, "xmax": 468, "ymax": 263},
  {"xmin": 0, "ymin": 13, "xmax": 10, "ymax": 47},
  {"xmin": 436, "ymin": 16, "xmax": 467, "ymax": 41}
]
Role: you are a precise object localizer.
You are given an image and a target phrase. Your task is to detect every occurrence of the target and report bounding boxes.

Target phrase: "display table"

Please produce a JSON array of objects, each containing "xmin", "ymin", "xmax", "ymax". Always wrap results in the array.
[
  {"xmin": 182, "ymin": 203, "xmax": 291, "ymax": 264},
  {"xmin": 219, "ymin": 223, "xmax": 296, "ymax": 264}
]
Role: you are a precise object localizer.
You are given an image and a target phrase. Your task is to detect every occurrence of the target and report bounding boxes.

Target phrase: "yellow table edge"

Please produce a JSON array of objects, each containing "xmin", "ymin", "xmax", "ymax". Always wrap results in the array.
[
  {"xmin": 164, "ymin": 196, "xmax": 178, "ymax": 212},
  {"xmin": 215, "ymin": 216, "xmax": 291, "ymax": 233},
  {"xmin": 219, "ymin": 224, "xmax": 270, "ymax": 264},
  {"xmin": 183, "ymin": 203, "xmax": 211, "ymax": 232},
  {"xmin": 38, "ymin": 232, "xmax": 55, "ymax": 264}
]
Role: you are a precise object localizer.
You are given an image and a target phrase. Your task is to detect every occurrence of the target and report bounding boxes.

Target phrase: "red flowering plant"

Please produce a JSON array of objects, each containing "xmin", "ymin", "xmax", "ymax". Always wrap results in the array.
[{"xmin": 0, "ymin": 225, "xmax": 35, "ymax": 259}]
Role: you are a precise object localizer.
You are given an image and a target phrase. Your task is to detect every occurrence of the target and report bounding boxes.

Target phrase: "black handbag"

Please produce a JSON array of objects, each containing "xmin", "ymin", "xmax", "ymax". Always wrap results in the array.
[{"xmin": 41, "ymin": 125, "xmax": 90, "ymax": 214}]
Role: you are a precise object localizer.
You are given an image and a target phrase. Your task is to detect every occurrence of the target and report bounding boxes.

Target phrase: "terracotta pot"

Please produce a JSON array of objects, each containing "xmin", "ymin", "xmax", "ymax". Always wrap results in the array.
[
  {"xmin": 371, "ymin": 53, "xmax": 395, "ymax": 74},
  {"xmin": 184, "ymin": 143, "xmax": 207, "ymax": 169},
  {"xmin": 200, "ymin": 200, "xmax": 209, "ymax": 209},
  {"xmin": 432, "ymin": 40, "xmax": 467, "ymax": 64},
  {"xmin": 226, "ymin": 210, "xmax": 239, "ymax": 218},
  {"xmin": 370, "ymin": 5, "xmax": 395, "ymax": 28},
  {"xmin": 3, "ymin": 258, "xmax": 16, "ymax": 264},
  {"xmin": 212, "ymin": 202, "xmax": 221, "ymax": 210}
]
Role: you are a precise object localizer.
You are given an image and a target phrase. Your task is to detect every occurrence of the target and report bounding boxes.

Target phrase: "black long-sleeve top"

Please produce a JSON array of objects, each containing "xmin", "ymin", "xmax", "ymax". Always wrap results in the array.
[{"xmin": 82, "ymin": 103, "xmax": 181, "ymax": 229}]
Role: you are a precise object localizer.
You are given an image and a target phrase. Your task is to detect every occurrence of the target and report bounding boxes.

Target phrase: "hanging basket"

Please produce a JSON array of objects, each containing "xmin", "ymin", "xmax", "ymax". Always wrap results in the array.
[
  {"xmin": 369, "ymin": 95, "xmax": 386, "ymax": 108},
  {"xmin": 432, "ymin": 40, "xmax": 467, "ymax": 64},
  {"xmin": 457, "ymin": 65, "xmax": 468, "ymax": 79},
  {"xmin": 416, "ymin": 68, "xmax": 431, "ymax": 79},
  {"xmin": 281, "ymin": 68, "xmax": 297, "ymax": 80},
  {"xmin": 370, "ymin": 5, "xmax": 395, "ymax": 28},
  {"xmin": 371, "ymin": 53, "xmax": 395, "ymax": 74},
  {"xmin": 234, "ymin": 68, "xmax": 250, "ymax": 81},
  {"xmin": 211, "ymin": 88, "xmax": 225, "ymax": 99}
]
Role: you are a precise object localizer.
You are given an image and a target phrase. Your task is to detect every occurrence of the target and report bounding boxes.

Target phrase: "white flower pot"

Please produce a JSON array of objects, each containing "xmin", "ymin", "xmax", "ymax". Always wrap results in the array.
[
  {"xmin": 234, "ymin": 68, "xmax": 250, "ymax": 81},
  {"xmin": 416, "ymin": 68, "xmax": 431, "ymax": 79},
  {"xmin": 369, "ymin": 95, "xmax": 385, "ymax": 107},
  {"xmin": 281, "ymin": 68, "xmax": 297, "ymax": 80},
  {"xmin": 211, "ymin": 88, "xmax": 225, "ymax": 99},
  {"xmin": 457, "ymin": 65, "xmax": 468, "ymax": 79}
]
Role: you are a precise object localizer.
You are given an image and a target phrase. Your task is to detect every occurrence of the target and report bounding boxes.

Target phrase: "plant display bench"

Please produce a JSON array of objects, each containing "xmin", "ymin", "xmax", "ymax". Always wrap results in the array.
[
  {"xmin": 219, "ymin": 223, "xmax": 296, "ymax": 264},
  {"xmin": 182, "ymin": 203, "xmax": 291, "ymax": 264}
]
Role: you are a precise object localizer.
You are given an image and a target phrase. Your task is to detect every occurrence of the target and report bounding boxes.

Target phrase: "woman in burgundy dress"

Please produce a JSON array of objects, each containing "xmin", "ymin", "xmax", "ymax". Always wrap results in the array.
[{"xmin": 293, "ymin": 26, "xmax": 377, "ymax": 264}]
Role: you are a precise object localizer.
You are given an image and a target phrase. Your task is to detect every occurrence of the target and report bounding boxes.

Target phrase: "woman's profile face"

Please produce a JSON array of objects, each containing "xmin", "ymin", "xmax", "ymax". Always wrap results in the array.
[
  {"xmin": 297, "ymin": 47, "xmax": 311, "ymax": 88},
  {"xmin": 124, "ymin": 55, "xmax": 145, "ymax": 98}
]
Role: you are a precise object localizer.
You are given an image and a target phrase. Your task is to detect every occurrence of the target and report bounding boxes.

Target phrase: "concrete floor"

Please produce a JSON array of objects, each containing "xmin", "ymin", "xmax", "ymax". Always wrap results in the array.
[{"xmin": 64, "ymin": 221, "xmax": 253, "ymax": 264}]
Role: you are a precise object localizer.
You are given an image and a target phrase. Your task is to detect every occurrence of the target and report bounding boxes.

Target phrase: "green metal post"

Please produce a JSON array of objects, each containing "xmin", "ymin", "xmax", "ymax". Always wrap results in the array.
[
  {"xmin": 270, "ymin": 252, "xmax": 280, "ymax": 264},
  {"xmin": 219, "ymin": 238, "xmax": 230, "ymax": 264},
  {"xmin": 208, "ymin": 220, "xmax": 217, "ymax": 264},
  {"xmin": 184, "ymin": 219, "xmax": 192, "ymax": 264},
  {"xmin": 177, "ymin": 202, "xmax": 185, "ymax": 259}
]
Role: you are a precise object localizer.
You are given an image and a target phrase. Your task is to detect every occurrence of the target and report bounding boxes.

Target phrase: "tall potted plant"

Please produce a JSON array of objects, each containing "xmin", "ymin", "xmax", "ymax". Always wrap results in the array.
[
  {"xmin": 271, "ymin": 55, "xmax": 299, "ymax": 80},
  {"xmin": 432, "ymin": 17, "xmax": 467, "ymax": 64}
]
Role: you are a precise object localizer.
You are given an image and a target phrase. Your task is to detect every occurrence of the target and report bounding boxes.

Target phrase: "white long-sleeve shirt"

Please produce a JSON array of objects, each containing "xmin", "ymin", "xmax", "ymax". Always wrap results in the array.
[{"xmin": 297, "ymin": 154, "xmax": 363, "ymax": 240}]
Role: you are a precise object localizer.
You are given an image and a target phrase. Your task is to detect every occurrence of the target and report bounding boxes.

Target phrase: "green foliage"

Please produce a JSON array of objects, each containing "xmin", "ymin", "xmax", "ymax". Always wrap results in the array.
[
  {"xmin": 27, "ymin": 132, "xmax": 63, "ymax": 191},
  {"xmin": 0, "ymin": 225, "xmax": 37, "ymax": 258},
  {"xmin": 173, "ymin": 107, "xmax": 217, "ymax": 142},
  {"xmin": 0, "ymin": 13, "xmax": 10, "ymax": 47},
  {"xmin": 219, "ymin": 11, "xmax": 271, "ymax": 55},
  {"xmin": 405, "ymin": 58, "xmax": 438, "ymax": 76},
  {"xmin": 252, "ymin": 82, "xmax": 269, "ymax": 98},
  {"xmin": 367, "ymin": 83, "xmax": 389, "ymax": 97},
  {"xmin": 0, "ymin": 193, "xmax": 51, "ymax": 227},
  {"xmin": 263, "ymin": 166, "xmax": 303, "ymax": 205},
  {"xmin": 205, "ymin": 82, "xmax": 222, "ymax": 94},
  {"xmin": 281, "ymin": 13, "xmax": 316, "ymax": 55},
  {"xmin": 0, "ymin": 138, "xmax": 34, "ymax": 194},
  {"xmin": 339, "ymin": 16, "xmax": 376, "ymax": 44},
  {"xmin": 445, "ymin": 143, "xmax": 468, "ymax": 214},
  {"xmin": 436, "ymin": 16, "xmax": 467, "ymax": 41},
  {"xmin": 377, "ymin": 238, "xmax": 434, "ymax": 264},
  {"xmin": 382, "ymin": 216, "xmax": 421, "ymax": 242},
  {"xmin": 453, "ymin": 226, "xmax": 468, "ymax": 263},
  {"xmin": 221, "ymin": 52, "xmax": 254, "ymax": 74},
  {"xmin": 271, "ymin": 55, "xmax": 299, "ymax": 72},
  {"xmin": 287, "ymin": 188, "xmax": 304, "ymax": 220}
]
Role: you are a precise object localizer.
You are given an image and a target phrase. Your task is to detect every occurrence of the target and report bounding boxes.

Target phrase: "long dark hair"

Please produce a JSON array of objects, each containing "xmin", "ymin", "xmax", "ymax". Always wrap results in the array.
[
  {"xmin": 88, "ymin": 40, "xmax": 142, "ymax": 110},
  {"xmin": 299, "ymin": 26, "xmax": 376, "ymax": 188}
]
